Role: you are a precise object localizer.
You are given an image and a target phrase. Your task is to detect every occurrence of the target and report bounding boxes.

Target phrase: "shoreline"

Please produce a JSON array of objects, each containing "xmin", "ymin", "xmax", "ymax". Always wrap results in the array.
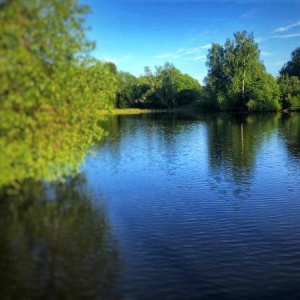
[{"xmin": 99, "ymin": 107, "xmax": 299, "ymax": 116}]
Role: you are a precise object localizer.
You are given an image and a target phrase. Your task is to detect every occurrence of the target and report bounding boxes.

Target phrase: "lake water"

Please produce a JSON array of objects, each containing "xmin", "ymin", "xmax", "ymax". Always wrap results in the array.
[{"xmin": 1, "ymin": 112, "xmax": 300, "ymax": 299}]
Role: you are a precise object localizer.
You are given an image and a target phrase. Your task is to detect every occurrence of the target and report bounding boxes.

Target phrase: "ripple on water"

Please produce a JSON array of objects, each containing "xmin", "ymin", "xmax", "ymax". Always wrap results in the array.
[{"xmin": 82, "ymin": 114, "xmax": 300, "ymax": 299}]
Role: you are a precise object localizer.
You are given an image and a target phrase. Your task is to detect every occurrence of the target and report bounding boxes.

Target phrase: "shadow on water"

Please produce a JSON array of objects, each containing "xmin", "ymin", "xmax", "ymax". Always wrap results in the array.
[{"xmin": 0, "ymin": 175, "xmax": 120, "ymax": 300}]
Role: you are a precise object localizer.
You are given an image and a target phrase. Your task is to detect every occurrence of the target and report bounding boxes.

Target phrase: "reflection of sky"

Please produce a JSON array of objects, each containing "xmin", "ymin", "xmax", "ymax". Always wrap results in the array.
[
  {"xmin": 254, "ymin": 131, "xmax": 300, "ymax": 196},
  {"xmin": 83, "ymin": 117, "xmax": 209, "ymax": 198},
  {"xmin": 82, "ymin": 114, "xmax": 300, "ymax": 204},
  {"xmin": 81, "ymin": 114, "xmax": 300, "ymax": 299}
]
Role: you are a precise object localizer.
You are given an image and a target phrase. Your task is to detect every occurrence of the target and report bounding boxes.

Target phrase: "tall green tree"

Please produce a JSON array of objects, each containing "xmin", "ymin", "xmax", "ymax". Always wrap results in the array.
[
  {"xmin": 204, "ymin": 31, "xmax": 280, "ymax": 111},
  {"xmin": 278, "ymin": 75, "xmax": 300, "ymax": 110},
  {"xmin": 278, "ymin": 47, "xmax": 300, "ymax": 111},
  {"xmin": 246, "ymin": 73, "xmax": 280, "ymax": 111},
  {"xmin": 280, "ymin": 47, "xmax": 300, "ymax": 79}
]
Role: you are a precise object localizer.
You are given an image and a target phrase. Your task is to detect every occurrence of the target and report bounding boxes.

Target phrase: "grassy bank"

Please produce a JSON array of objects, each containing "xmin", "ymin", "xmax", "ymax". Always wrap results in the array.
[
  {"xmin": 99, "ymin": 107, "xmax": 196, "ymax": 115},
  {"xmin": 112, "ymin": 108, "xmax": 154, "ymax": 114},
  {"xmin": 99, "ymin": 108, "xmax": 153, "ymax": 115}
]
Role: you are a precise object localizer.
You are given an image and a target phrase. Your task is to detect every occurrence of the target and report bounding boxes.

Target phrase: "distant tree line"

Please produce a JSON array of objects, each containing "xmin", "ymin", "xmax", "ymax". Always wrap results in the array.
[
  {"xmin": 115, "ymin": 62, "xmax": 202, "ymax": 109},
  {"xmin": 200, "ymin": 31, "xmax": 300, "ymax": 112},
  {"xmin": 113, "ymin": 31, "xmax": 300, "ymax": 112}
]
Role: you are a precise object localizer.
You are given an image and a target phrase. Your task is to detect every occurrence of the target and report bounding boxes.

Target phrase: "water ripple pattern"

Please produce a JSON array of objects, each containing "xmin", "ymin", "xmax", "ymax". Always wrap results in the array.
[{"xmin": 83, "ymin": 113, "xmax": 300, "ymax": 300}]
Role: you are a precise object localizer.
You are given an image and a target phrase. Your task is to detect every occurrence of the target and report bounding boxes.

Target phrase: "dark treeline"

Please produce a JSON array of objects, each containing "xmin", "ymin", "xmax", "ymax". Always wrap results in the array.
[{"xmin": 1, "ymin": 1, "xmax": 300, "ymax": 188}]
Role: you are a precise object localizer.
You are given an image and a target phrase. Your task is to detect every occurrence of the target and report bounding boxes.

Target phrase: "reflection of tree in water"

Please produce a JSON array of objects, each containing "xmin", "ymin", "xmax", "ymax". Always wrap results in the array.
[
  {"xmin": 206, "ymin": 113, "xmax": 256, "ymax": 182},
  {"xmin": 95, "ymin": 114, "xmax": 188, "ymax": 168},
  {"xmin": 0, "ymin": 175, "xmax": 120, "ymax": 299},
  {"xmin": 279, "ymin": 113, "xmax": 300, "ymax": 161},
  {"xmin": 98, "ymin": 113, "xmax": 200, "ymax": 153},
  {"xmin": 205, "ymin": 113, "xmax": 300, "ymax": 198}
]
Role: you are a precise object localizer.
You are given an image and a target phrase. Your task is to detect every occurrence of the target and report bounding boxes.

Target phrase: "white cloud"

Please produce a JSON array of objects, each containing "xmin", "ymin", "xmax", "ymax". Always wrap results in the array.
[
  {"xmin": 255, "ymin": 36, "xmax": 270, "ymax": 43},
  {"xmin": 274, "ymin": 20, "xmax": 300, "ymax": 33},
  {"xmin": 192, "ymin": 55, "xmax": 207, "ymax": 61},
  {"xmin": 280, "ymin": 33, "xmax": 300, "ymax": 38},
  {"xmin": 256, "ymin": 32, "xmax": 300, "ymax": 43},
  {"xmin": 257, "ymin": 20, "xmax": 300, "ymax": 43},
  {"xmin": 241, "ymin": 8, "xmax": 258, "ymax": 19},
  {"xmin": 154, "ymin": 44, "xmax": 211, "ymax": 61},
  {"xmin": 185, "ymin": 44, "xmax": 211, "ymax": 54},
  {"xmin": 260, "ymin": 51, "xmax": 274, "ymax": 56}
]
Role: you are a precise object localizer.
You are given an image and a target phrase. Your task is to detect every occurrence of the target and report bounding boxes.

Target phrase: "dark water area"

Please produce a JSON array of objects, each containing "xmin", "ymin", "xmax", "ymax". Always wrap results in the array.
[{"xmin": 1, "ymin": 112, "xmax": 300, "ymax": 299}]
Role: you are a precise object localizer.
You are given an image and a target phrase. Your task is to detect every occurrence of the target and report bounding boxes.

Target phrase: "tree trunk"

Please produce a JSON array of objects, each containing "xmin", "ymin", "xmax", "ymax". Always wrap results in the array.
[{"xmin": 242, "ymin": 69, "xmax": 245, "ymax": 103}]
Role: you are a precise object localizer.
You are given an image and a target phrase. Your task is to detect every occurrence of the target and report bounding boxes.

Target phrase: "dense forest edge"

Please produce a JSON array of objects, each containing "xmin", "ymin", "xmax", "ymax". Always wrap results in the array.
[{"xmin": 1, "ymin": 0, "xmax": 300, "ymax": 189}]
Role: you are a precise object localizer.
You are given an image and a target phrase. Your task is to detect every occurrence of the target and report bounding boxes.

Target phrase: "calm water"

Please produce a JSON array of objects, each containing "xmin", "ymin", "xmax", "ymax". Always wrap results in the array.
[{"xmin": 1, "ymin": 112, "xmax": 300, "ymax": 299}]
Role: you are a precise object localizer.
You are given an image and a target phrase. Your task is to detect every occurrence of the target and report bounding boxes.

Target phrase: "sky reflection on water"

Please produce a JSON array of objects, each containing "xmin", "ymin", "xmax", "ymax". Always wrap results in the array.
[{"xmin": 1, "ymin": 112, "xmax": 300, "ymax": 299}]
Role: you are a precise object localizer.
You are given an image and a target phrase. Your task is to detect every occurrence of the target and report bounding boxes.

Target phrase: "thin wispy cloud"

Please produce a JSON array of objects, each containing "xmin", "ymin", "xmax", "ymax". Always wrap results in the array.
[
  {"xmin": 260, "ymin": 51, "xmax": 274, "ymax": 57},
  {"xmin": 255, "ymin": 36, "xmax": 270, "ymax": 43},
  {"xmin": 274, "ymin": 20, "xmax": 300, "ymax": 32},
  {"xmin": 280, "ymin": 33, "xmax": 300, "ymax": 38},
  {"xmin": 256, "ymin": 32, "xmax": 300, "ymax": 43},
  {"xmin": 186, "ymin": 44, "xmax": 211, "ymax": 54},
  {"xmin": 154, "ymin": 44, "xmax": 211, "ymax": 61},
  {"xmin": 241, "ymin": 8, "xmax": 258, "ymax": 19},
  {"xmin": 192, "ymin": 55, "xmax": 207, "ymax": 61}
]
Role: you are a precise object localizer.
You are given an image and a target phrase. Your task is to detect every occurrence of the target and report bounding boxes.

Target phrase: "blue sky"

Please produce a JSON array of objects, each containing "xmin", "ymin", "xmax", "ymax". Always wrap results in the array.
[{"xmin": 80, "ymin": 0, "xmax": 300, "ymax": 84}]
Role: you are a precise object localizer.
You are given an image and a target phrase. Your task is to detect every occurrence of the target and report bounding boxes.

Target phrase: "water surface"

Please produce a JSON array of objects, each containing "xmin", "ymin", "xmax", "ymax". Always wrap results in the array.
[{"xmin": 1, "ymin": 112, "xmax": 300, "ymax": 299}]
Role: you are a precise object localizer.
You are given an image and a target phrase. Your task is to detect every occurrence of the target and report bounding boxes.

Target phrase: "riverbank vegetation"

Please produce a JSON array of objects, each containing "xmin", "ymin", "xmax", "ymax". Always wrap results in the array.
[
  {"xmin": 0, "ymin": 0, "xmax": 118, "ymax": 188},
  {"xmin": 114, "ymin": 32, "xmax": 300, "ymax": 113},
  {"xmin": 1, "ymin": 0, "xmax": 300, "ymax": 188}
]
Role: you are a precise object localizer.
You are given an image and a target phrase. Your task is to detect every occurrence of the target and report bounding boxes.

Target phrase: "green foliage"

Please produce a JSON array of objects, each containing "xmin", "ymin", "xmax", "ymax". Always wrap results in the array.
[
  {"xmin": 280, "ymin": 47, "xmax": 300, "ymax": 79},
  {"xmin": 143, "ymin": 63, "xmax": 202, "ymax": 109},
  {"xmin": 116, "ymin": 72, "xmax": 150, "ymax": 108},
  {"xmin": 177, "ymin": 89, "xmax": 202, "ymax": 106},
  {"xmin": 175, "ymin": 73, "xmax": 202, "ymax": 106},
  {"xmin": 277, "ymin": 47, "xmax": 300, "ymax": 111},
  {"xmin": 0, "ymin": 0, "xmax": 115, "ymax": 188},
  {"xmin": 116, "ymin": 72, "xmax": 138, "ymax": 108},
  {"xmin": 278, "ymin": 75, "xmax": 300, "ymax": 111},
  {"xmin": 2, "ymin": 5, "xmax": 297, "ymax": 189},
  {"xmin": 204, "ymin": 31, "xmax": 279, "ymax": 112},
  {"xmin": 246, "ymin": 73, "xmax": 280, "ymax": 111}
]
